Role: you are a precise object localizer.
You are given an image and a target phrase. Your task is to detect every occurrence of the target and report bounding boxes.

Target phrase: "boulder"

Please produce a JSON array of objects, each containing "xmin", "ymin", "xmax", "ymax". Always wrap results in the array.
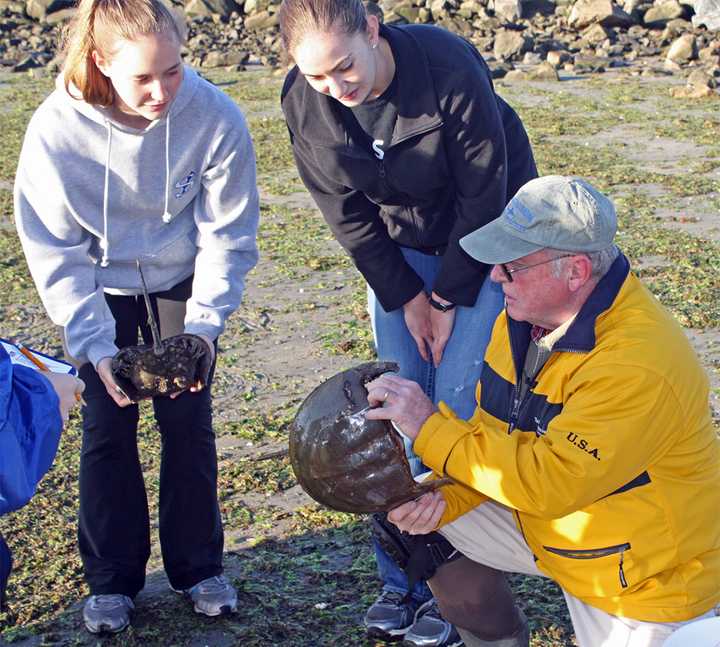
[
  {"xmin": 666, "ymin": 32, "xmax": 697, "ymax": 62},
  {"xmin": 643, "ymin": 0, "xmax": 684, "ymax": 27},
  {"xmin": 567, "ymin": 0, "xmax": 635, "ymax": 29},
  {"xmin": 527, "ymin": 59, "xmax": 561, "ymax": 77},
  {"xmin": 546, "ymin": 48, "xmax": 572, "ymax": 64},
  {"xmin": 493, "ymin": 0, "xmax": 522, "ymax": 20},
  {"xmin": 493, "ymin": 28, "xmax": 531, "ymax": 59}
]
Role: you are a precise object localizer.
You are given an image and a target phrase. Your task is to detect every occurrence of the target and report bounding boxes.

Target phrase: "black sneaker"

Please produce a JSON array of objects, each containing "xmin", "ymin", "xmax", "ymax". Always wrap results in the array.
[
  {"xmin": 364, "ymin": 590, "xmax": 420, "ymax": 642},
  {"xmin": 403, "ymin": 598, "xmax": 463, "ymax": 647}
]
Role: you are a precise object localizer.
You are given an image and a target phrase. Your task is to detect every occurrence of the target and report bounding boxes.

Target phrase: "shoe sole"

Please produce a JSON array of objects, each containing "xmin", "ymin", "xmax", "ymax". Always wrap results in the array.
[
  {"xmin": 402, "ymin": 640, "xmax": 464, "ymax": 647},
  {"xmin": 193, "ymin": 602, "xmax": 237, "ymax": 617},
  {"xmin": 84, "ymin": 620, "xmax": 130, "ymax": 635},
  {"xmin": 366, "ymin": 625, "xmax": 411, "ymax": 643}
]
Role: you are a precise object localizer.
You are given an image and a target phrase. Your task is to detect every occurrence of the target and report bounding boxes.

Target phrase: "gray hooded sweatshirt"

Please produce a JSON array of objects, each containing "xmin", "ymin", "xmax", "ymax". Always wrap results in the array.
[{"xmin": 14, "ymin": 67, "xmax": 259, "ymax": 368}]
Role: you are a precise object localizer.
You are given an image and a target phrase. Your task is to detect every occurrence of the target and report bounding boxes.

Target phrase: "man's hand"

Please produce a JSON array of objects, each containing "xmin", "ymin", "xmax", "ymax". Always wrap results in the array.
[
  {"xmin": 44, "ymin": 372, "xmax": 85, "ymax": 423},
  {"xmin": 388, "ymin": 491, "xmax": 446, "ymax": 535},
  {"xmin": 365, "ymin": 374, "xmax": 437, "ymax": 441},
  {"xmin": 429, "ymin": 292, "xmax": 456, "ymax": 368},
  {"xmin": 402, "ymin": 291, "xmax": 433, "ymax": 363},
  {"xmin": 96, "ymin": 357, "xmax": 134, "ymax": 407}
]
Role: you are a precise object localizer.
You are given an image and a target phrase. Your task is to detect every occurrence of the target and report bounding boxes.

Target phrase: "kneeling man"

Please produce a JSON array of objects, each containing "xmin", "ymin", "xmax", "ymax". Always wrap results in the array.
[{"xmin": 365, "ymin": 176, "xmax": 720, "ymax": 647}]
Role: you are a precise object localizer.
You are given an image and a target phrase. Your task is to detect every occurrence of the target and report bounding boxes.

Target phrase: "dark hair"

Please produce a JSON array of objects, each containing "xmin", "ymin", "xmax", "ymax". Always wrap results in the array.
[
  {"xmin": 62, "ymin": 0, "xmax": 185, "ymax": 106},
  {"xmin": 278, "ymin": 0, "xmax": 368, "ymax": 56}
]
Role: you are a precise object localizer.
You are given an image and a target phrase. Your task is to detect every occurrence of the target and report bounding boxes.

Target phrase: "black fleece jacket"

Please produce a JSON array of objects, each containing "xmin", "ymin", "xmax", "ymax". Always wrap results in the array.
[{"xmin": 281, "ymin": 23, "xmax": 537, "ymax": 311}]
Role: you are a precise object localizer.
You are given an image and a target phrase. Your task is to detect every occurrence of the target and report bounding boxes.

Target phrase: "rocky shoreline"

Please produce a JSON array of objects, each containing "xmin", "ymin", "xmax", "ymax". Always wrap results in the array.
[{"xmin": 0, "ymin": 0, "xmax": 719, "ymax": 96}]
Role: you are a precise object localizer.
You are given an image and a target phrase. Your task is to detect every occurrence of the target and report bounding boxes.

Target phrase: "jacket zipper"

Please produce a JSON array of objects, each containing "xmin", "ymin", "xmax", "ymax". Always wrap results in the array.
[{"xmin": 543, "ymin": 542, "xmax": 631, "ymax": 589}]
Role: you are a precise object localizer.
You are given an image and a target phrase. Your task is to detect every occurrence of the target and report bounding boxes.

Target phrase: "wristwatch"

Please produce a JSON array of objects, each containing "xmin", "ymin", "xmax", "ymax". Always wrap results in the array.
[{"xmin": 428, "ymin": 296, "xmax": 456, "ymax": 312}]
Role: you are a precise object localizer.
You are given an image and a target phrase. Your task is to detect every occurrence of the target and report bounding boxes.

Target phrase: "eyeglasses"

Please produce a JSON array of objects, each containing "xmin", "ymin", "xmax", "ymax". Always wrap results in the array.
[{"xmin": 499, "ymin": 254, "xmax": 577, "ymax": 282}]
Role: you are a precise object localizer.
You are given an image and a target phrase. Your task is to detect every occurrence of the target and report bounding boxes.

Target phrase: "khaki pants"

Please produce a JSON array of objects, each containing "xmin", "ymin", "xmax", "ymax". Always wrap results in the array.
[{"xmin": 440, "ymin": 501, "xmax": 720, "ymax": 647}]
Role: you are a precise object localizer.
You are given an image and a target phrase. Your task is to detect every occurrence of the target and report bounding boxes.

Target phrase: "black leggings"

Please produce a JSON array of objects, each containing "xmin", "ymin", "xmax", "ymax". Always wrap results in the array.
[{"xmin": 75, "ymin": 276, "xmax": 223, "ymax": 597}]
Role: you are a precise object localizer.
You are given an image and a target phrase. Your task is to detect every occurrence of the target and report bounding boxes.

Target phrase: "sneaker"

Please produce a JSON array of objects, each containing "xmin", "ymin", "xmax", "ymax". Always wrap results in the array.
[
  {"xmin": 83, "ymin": 594, "xmax": 134, "ymax": 634},
  {"xmin": 181, "ymin": 575, "xmax": 237, "ymax": 617},
  {"xmin": 364, "ymin": 589, "xmax": 420, "ymax": 642},
  {"xmin": 403, "ymin": 599, "xmax": 463, "ymax": 647}
]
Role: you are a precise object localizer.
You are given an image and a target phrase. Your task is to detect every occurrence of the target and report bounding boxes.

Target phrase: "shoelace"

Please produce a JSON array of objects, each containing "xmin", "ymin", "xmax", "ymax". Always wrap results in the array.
[
  {"xmin": 92, "ymin": 594, "xmax": 127, "ymax": 610},
  {"xmin": 377, "ymin": 590, "xmax": 407, "ymax": 606},
  {"xmin": 195, "ymin": 576, "xmax": 229, "ymax": 594},
  {"xmin": 417, "ymin": 599, "xmax": 442, "ymax": 620}
]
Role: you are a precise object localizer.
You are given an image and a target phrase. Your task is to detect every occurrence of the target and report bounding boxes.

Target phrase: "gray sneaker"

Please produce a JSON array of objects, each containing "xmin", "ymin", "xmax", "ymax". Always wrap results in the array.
[
  {"xmin": 83, "ymin": 594, "xmax": 134, "ymax": 634},
  {"xmin": 404, "ymin": 599, "xmax": 463, "ymax": 647},
  {"xmin": 182, "ymin": 575, "xmax": 238, "ymax": 617}
]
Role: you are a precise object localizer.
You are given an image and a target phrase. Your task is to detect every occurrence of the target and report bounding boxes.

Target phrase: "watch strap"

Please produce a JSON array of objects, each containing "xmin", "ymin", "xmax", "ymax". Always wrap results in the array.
[{"xmin": 428, "ymin": 296, "xmax": 456, "ymax": 312}]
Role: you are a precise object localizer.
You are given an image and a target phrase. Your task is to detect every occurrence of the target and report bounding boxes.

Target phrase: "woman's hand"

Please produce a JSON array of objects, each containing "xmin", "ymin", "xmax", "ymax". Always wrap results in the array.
[
  {"xmin": 429, "ymin": 291, "xmax": 456, "ymax": 368},
  {"xmin": 96, "ymin": 357, "xmax": 134, "ymax": 407},
  {"xmin": 44, "ymin": 372, "xmax": 85, "ymax": 423},
  {"xmin": 402, "ymin": 290, "xmax": 433, "ymax": 362},
  {"xmin": 388, "ymin": 491, "xmax": 446, "ymax": 535}
]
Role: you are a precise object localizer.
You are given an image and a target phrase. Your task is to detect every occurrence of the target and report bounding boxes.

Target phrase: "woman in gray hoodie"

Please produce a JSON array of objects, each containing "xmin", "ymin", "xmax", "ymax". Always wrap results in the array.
[{"xmin": 14, "ymin": 0, "xmax": 259, "ymax": 634}]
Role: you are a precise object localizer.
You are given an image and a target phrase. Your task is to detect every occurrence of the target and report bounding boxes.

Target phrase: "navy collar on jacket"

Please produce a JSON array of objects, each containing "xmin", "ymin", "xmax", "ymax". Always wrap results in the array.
[
  {"xmin": 282, "ymin": 24, "xmax": 443, "ymax": 148},
  {"xmin": 507, "ymin": 254, "xmax": 631, "ymax": 378}
]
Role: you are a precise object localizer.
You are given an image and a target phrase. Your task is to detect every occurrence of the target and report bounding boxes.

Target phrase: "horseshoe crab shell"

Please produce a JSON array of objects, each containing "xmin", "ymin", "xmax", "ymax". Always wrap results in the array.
[
  {"xmin": 110, "ymin": 259, "xmax": 212, "ymax": 401},
  {"xmin": 289, "ymin": 361, "xmax": 448, "ymax": 514}
]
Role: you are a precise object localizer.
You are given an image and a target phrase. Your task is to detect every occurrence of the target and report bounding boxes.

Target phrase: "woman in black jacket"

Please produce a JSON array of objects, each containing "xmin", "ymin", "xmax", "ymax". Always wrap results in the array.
[{"xmin": 279, "ymin": 1, "xmax": 537, "ymax": 644}]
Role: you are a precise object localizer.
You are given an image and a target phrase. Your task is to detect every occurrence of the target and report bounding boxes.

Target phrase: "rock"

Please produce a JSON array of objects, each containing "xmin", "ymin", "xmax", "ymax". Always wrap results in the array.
[
  {"xmin": 185, "ymin": 0, "xmax": 240, "ymax": 17},
  {"xmin": 660, "ymin": 18, "xmax": 691, "ymax": 40},
  {"xmin": 12, "ymin": 54, "xmax": 41, "ymax": 71},
  {"xmin": 394, "ymin": 1, "xmax": 420, "ymax": 21},
  {"xmin": 567, "ymin": 0, "xmax": 635, "ymax": 29},
  {"xmin": 687, "ymin": 68, "xmax": 716, "ymax": 87},
  {"xmin": 526, "ymin": 60, "xmax": 561, "ymax": 77},
  {"xmin": 244, "ymin": 9, "xmax": 277, "ymax": 29},
  {"xmin": 582, "ymin": 22, "xmax": 610, "ymax": 43},
  {"xmin": 493, "ymin": 28, "xmax": 531, "ymax": 60},
  {"xmin": 571, "ymin": 54, "xmax": 608, "ymax": 71},
  {"xmin": 670, "ymin": 83, "xmax": 716, "ymax": 97},
  {"xmin": 523, "ymin": 51, "xmax": 544, "ymax": 63},
  {"xmin": 25, "ymin": 0, "xmax": 72, "ymax": 20},
  {"xmin": 504, "ymin": 68, "xmax": 529, "ymax": 80},
  {"xmin": 44, "ymin": 6, "xmax": 74, "ymax": 23},
  {"xmin": 493, "ymin": 0, "xmax": 522, "ymax": 20},
  {"xmin": 643, "ymin": 0, "xmax": 684, "ymax": 27},
  {"xmin": 489, "ymin": 61, "xmax": 514, "ymax": 77},
  {"xmin": 666, "ymin": 33, "xmax": 697, "ymax": 63},
  {"xmin": 546, "ymin": 49, "xmax": 571, "ymax": 65}
]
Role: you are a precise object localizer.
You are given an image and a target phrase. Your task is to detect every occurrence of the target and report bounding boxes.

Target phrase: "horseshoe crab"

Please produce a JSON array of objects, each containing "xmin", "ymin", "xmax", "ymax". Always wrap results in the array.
[
  {"xmin": 111, "ymin": 260, "xmax": 212, "ymax": 401},
  {"xmin": 289, "ymin": 362, "xmax": 450, "ymax": 513}
]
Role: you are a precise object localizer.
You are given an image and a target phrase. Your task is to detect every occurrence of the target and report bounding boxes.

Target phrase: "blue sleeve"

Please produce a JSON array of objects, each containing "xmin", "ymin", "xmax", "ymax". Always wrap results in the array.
[{"xmin": 0, "ymin": 346, "xmax": 63, "ymax": 516}]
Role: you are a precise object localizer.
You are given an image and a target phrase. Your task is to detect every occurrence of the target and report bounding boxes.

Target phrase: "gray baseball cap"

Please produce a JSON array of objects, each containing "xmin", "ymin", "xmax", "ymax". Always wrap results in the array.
[{"xmin": 460, "ymin": 175, "xmax": 617, "ymax": 265}]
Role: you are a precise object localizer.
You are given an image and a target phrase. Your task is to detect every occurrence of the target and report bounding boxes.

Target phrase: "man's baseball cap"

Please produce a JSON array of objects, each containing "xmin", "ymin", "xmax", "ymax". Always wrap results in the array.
[{"xmin": 460, "ymin": 175, "xmax": 617, "ymax": 265}]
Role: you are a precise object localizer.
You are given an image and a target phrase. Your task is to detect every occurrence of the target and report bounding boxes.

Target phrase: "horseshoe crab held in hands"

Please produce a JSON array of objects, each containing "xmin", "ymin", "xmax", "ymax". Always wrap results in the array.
[
  {"xmin": 289, "ymin": 361, "xmax": 449, "ymax": 513},
  {"xmin": 111, "ymin": 260, "xmax": 212, "ymax": 401}
]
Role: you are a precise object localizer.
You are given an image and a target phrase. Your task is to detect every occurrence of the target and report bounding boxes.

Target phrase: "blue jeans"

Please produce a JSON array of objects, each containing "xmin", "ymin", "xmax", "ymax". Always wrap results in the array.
[{"xmin": 368, "ymin": 247, "xmax": 504, "ymax": 601}]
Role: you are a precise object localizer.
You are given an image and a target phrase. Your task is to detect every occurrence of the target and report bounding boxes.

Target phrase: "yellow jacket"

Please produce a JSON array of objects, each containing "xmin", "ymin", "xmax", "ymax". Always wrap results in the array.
[{"xmin": 415, "ymin": 255, "xmax": 720, "ymax": 622}]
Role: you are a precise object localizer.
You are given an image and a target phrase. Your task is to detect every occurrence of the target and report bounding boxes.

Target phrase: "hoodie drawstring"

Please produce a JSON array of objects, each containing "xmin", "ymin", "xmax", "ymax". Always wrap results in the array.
[
  {"xmin": 100, "ymin": 112, "xmax": 172, "ymax": 268},
  {"xmin": 162, "ymin": 112, "xmax": 172, "ymax": 223},
  {"xmin": 100, "ymin": 121, "xmax": 112, "ymax": 267}
]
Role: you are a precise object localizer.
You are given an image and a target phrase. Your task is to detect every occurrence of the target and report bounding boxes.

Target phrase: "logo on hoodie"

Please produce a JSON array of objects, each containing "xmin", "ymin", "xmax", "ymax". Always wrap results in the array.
[{"xmin": 174, "ymin": 171, "xmax": 196, "ymax": 199}]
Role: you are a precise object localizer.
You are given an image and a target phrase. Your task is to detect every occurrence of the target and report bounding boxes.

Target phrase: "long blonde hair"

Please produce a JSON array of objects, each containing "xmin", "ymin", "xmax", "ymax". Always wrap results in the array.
[{"xmin": 62, "ymin": 0, "xmax": 185, "ymax": 106}]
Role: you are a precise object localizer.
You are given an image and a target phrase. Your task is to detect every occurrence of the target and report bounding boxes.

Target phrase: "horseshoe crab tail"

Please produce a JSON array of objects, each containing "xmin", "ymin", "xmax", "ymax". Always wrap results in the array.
[{"xmin": 136, "ymin": 259, "xmax": 163, "ymax": 355}]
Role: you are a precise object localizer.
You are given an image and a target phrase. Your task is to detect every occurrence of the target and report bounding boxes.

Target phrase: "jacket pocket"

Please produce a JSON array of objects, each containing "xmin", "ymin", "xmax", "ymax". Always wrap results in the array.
[{"xmin": 543, "ymin": 542, "xmax": 631, "ymax": 589}]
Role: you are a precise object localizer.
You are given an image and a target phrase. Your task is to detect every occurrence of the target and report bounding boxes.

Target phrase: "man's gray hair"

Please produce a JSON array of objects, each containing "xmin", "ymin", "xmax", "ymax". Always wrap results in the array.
[{"xmin": 549, "ymin": 245, "xmax": 619, "ymax": 279}]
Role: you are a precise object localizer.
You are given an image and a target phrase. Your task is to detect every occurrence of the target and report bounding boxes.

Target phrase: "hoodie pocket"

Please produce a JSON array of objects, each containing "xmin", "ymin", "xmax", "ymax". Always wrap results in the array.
[{"xmin": 543, "ymin": 542, "xmax": 631, "ymax": 589}]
